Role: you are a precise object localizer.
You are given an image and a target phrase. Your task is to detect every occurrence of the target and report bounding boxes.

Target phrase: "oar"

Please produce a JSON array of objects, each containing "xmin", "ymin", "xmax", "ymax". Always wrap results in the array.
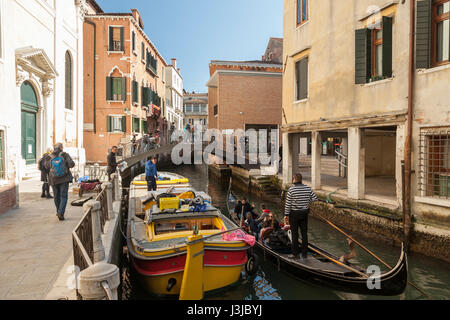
[
  {"xmin": 314, "ymin": 212, "xmax": 431, "ymax": 299},
  {"xmin": 286, "ymin": 231, "xmax": 368, "ymax": 278}
]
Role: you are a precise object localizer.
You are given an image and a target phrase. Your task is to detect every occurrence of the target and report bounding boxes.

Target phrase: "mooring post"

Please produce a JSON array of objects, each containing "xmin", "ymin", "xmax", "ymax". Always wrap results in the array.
[
  {"xmin": 102, "ymin": 182, "xmax": 114, "ymax": 220},
  {"xmin": 78, "ymin": 262, "xmax": 120, "ymax": 300}
]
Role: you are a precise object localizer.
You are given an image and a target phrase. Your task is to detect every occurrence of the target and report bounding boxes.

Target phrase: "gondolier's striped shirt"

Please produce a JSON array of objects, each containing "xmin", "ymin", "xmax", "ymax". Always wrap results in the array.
[{"xmin": 284, "ymin": 183, "xmax": 318, "ymax": 216}]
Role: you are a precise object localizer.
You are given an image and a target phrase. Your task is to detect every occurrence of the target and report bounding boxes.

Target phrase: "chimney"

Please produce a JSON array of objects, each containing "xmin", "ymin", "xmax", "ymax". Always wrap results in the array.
[
  {"xmin": 171, "ymin": 58, "xmax": 177, "ymax": 69},
  {"xmin": 177, "ymin": 68, "xmax": 181, "ymax": 74}
]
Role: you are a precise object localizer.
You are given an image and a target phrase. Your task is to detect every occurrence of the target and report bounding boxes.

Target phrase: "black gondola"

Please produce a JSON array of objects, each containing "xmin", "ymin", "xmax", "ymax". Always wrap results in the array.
[{"xmin": 227, "ymin": 191, "xmax": 408, "ymax": 296}]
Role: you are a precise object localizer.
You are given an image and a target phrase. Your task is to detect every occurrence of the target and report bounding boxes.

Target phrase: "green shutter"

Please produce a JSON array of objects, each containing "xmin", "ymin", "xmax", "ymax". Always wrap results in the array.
[
  {"xmin": 416, "ymin": 0, "xmax": 432, "ymax": 69},
  {"xmin": 122, "ymin": 116, "xmax": 127, "ymax": 133},
  {"xmin": 109, "ymin": 27, "xmax": 113, "ymax": 51},
  {"xmin": 122, "ymin": 78, "xmax": 127, "ymax": 102},
  {"xmin": 106, "ymin": 77, "xmax": 112, "ymax": 100},
  {"xmin": 355, "ymin": 28, "xmax": 371, "ymax": 84},
  {"xmin": 107, "ymin": 116, "xmax": 112, "ymax": 132},
  {"xmin": 299, "ymin": 57, "xmax": 308, "ymax": 100},
  {"xmin": 382, "ymin": 16, "xmax": 393, "ymax": 78},
  {"xmin": 120, "ymin": 27, "xmax": 124, "ymax": 51},
  {"xmin": 132, "ymin": 81, "xmax": 138, "ymax": 103}
]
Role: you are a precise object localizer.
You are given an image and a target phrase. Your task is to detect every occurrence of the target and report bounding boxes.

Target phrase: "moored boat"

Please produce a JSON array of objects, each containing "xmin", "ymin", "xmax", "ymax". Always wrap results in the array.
[
  {"xmin": 227, "ymin": 191, "xmax": 408, "ymax": 296},
  {"xmin": 126, "ymin": 174, "xmax": 255, "ymax": 297}
]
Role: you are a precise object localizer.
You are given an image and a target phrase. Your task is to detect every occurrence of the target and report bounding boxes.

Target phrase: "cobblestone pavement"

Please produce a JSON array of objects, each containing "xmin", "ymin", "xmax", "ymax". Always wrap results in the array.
[{"xmin": 0, "ymin": 177, "xmax": 83, "ymax": 300}]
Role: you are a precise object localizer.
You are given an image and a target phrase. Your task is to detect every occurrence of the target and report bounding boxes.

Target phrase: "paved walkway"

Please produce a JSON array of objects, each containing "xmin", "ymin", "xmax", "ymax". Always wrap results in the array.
[{"xmin": 0, "ymin": 177, "xmax": 83, "ymax": 300}]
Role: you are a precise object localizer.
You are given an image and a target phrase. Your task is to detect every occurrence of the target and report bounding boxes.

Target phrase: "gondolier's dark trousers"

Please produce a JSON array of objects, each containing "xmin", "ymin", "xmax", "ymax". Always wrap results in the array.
[
  {"xmin": 146, "ymin": 176, "xmax": 157, "ymax": 191},
  {"xmin": 289, "ymin": 209, "xmax": 309, "ymax": 257}
]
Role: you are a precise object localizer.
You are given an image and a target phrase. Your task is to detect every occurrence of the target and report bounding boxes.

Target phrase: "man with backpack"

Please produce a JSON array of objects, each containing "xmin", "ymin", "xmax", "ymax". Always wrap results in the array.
[{"xmin": 45, "ymin": 143, "xmax": 75, "ymax": 221}]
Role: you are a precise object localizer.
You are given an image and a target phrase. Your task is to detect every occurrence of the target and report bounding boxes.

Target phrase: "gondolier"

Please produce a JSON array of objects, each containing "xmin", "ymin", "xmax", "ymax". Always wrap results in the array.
[{"xmin": 284, "ymin": 173, "xmax": 318, "ymax": 259}]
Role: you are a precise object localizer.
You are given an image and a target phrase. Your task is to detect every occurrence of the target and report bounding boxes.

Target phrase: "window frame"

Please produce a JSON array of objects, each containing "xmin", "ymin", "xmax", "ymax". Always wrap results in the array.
[
  {"xmin": 431, "ymin": 0, "xmax": 450, "ymax": 67},
  {"xmin": 372, "ymin": 28, "xmax": 384, "ymax": 77},
  {"xmin": 109, "ymin": 26, "xmax": 124, "ymax": 52},
  {"xmin": 297, "ymin": 0, "xmax": 309, "ymax": 26},
  {"xmin": 295, "ymin": 56, "xmax": 309, "ymax": 102},
  {"xmin": 111, "ymin": 77, "xmax": 124, "ymax": 101}
]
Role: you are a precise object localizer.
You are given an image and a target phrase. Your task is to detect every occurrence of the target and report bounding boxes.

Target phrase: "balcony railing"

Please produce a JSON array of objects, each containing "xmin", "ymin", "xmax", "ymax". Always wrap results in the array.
[{"xmin": 111, "ymin": 41, "xmax": 123, "ymax": 52}]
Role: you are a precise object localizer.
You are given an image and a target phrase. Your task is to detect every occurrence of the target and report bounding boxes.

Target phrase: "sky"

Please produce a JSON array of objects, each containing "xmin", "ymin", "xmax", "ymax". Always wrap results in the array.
[{"xmin": 96, "ymin": 0, "xmax": 283, "ymax": 93}]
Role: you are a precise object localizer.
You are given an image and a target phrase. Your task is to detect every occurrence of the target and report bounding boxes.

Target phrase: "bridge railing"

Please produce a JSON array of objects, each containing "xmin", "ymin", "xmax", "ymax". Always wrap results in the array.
[{"xmin": 72, "ymin": 172, "xmax": 119, "ymax": 300}]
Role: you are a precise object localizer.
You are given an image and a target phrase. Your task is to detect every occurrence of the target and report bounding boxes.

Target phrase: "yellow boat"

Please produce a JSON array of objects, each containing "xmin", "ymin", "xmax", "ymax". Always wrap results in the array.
[
  {"xmin": 131, "ymin": 172, "xmax": 190, "ymax": 188},
  {"xmin": 126, "ymin": 176, "xmax": 255, "ymax": 297}
]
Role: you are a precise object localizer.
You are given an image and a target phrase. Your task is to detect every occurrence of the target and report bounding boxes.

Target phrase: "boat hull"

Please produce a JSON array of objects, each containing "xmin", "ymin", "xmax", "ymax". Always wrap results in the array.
[{"xmin": 130, "ymin": 247, "xmax": 248, "ymax": 296}]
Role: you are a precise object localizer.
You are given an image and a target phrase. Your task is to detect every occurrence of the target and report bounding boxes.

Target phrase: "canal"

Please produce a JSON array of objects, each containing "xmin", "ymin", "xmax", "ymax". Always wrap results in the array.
[{"xmin": 123, "ymin": 164, "xmax": 450, "ymax": 300}]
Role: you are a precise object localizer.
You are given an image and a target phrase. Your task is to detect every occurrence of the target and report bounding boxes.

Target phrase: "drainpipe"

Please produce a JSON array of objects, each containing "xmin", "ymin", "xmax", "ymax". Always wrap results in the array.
[
  {"xmin": 403, "ymin": 0, "xmax": 416, "ymax": 250},
  {"xmin": 85, "ymin": 19, "xmax": 97, "ymax": 133}
]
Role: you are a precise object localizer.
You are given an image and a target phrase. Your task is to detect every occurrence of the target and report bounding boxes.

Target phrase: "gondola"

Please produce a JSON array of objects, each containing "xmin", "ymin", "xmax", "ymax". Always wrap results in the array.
[{"xmin": 227, "ymin": 191, "xmax": 408, "ymax": 296}]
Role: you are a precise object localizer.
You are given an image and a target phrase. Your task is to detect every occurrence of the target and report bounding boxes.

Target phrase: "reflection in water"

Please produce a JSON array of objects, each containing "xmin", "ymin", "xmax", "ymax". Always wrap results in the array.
[{"xmin": 125, "ymin": 164, "xmax": 450, "ymax": 300}]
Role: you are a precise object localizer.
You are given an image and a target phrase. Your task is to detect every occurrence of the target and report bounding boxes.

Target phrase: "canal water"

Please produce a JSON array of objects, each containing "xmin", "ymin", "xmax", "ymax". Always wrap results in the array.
[{"xmin": 123, "ymin": 164, "xmax": 450, "ymax": 300}]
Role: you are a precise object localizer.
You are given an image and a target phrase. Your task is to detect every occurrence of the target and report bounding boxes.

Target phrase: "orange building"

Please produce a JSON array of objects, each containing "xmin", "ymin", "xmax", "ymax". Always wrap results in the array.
[{"xmin": 83, "ymin": 6, "xmax": 168, "ymax": 164}]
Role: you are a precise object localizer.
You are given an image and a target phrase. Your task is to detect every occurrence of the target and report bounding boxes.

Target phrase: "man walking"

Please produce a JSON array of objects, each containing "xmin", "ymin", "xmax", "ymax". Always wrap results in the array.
[
  {"xmin": 145, "ymin": 156, "xmax": 158, "ymax": 192},
  {"xmin": 107, "ymin": 146, "xmax": 118, "ymax": 181},
  {"xmin": 284, "ymin": 173, "xmax": 318, "ymax": 259},
  {"xmin": 38, "ymin": 148, "xmax": 53, "ymax": 199},
  {"xmin": 45, "ymin": 143, "xmax": 75, "ymax": 221}
]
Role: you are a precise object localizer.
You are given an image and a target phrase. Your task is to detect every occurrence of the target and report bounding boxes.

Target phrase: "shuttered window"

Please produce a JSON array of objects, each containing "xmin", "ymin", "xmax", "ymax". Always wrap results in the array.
[
  {"xmin": 109, "ymin": 26, "xmax": 124, "ymax": 52},
  {"xmin": 295, "ymin": 57, "xmax": 308, "ymax": 100},
  {"xmin": 132, "ymin": 31, "xmax": 136, "ymax": 52},
  {"xmin": 142, "ymin": 119, "xmax": 148, "ymax": 134},
  {"xmin": 132, "ymin": 117, "xmax": 140, "ymax": 133},
  {"xmin": 132, "ymin": 80, "xmax": 139, "ymax": 104},
  {"xmin": 106, "ymin": 77, "xmax": 127, "ymax": 101},
  {"xmin": 65, "ymin": 51, "xmax": 73, "ymax": 110},
  {"xmin": 141, "ymin": 43, "xmax": 145, "ymax": 61},
  {"xmin": 355, "ymin": 17, "xmax": 393, "ymax": 84},
  {"xmin": 107, "ymin": 115, "xmax": 127, "ymax": 133}
]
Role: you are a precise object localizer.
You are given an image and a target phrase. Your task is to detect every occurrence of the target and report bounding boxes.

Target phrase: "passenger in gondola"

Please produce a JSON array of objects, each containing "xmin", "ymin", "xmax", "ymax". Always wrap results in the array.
[
  {"xmin": 256, "ymin": 204, "xmax": 271, "ymax": 224},
  {"xmin": 262, "ymin": 219, "xmax": 292, "ymax": 254},
  {"xmin": 244, "ymin": 212, "xmax": 260, "ymax": 240},
  {"xmin": 259, "ymin": 212, "xmax": 274, "ymax": 241},
  {"xmin": 234, "ymin": 198, "xmax": 255, "ymax": 220}
]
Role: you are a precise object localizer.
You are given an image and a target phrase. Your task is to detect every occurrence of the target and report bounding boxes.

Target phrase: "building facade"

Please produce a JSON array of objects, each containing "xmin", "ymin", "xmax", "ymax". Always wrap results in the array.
[
  {"xmin": 206, "ymin": 60, "xmax": 282, "ymax": 134},
  {"xmin": 165, "ymin": 59, "xmax": 184, "ymax": 130},
  {"xmin": 0, "ymin": 0, "xmax": 87, "ymax": 213},
  {"xmin": 83, "ymin": 7, "xmax": 167, "ymax": 163},
  {"xmin": 282, "ymin": 0, "xmax": 450, "ymax": 223},
  {"xmin": 183, "ymin": 92, "xmax": 208, "ymax": 130}
]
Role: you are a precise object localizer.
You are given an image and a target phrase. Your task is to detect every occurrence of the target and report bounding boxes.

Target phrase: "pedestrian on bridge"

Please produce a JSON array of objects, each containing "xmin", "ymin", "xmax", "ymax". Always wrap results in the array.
[
  {"xmin": 107, "ymin": 146, "xmax": 118, "ymax": 181},
  {"xmin": 45, "ymin": 143, "xmax": 75, "ymax": 221},
  {"xmin": 145, "ymin": 156, "xmax": 158, "ymax": 192}
]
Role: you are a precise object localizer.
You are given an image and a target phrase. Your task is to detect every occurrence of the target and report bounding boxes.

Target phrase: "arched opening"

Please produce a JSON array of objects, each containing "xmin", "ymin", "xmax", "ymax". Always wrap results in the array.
[
  {"xmin": 65, "ymin": 51, "xmax": 73, "ymax": 110},
  {"xmin": 21, "ymin": 81, "xmax": 39, "ymax": 165}
]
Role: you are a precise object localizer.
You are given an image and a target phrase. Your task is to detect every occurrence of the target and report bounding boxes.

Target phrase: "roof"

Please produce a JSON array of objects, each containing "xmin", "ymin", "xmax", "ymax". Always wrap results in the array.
[
  {"xmin": 87, "ymin": 0, "xmax": 103, "ymax": 13},
  {"xmin": 210, "ymin": 60, "xmax": 282, "ymax": 68}
]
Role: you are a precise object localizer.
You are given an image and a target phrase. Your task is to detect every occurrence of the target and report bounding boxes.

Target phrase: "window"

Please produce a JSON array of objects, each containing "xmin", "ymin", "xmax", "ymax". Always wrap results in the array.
[
  {"xmin": 107, "ymin": 115, "xmax": 126, "ymax": 133},
  {"xmin": 106, "ymin": 77, "xmax": 126, "ymax": 101},
  {"xmin": 109, "ymin": 26, "xmax": 124, "ymax": 52},
  {"xmin": 141, "ymin": 42, "xmax": 145, "ymax": 62},
  {"xmin": 295, "ymin": 57, "xmax": 308, "ymax": 100},
  {"xmin": 433, "ymin": 0, "xmax": 450, "ymax": 66},
  {"xmin": 142, "ymin": 119, "xmax": 148, "ymax": 134},
  {"xmin": 132, "ymin": 31, "xmax": 136, "ymax": 52},
  {"xmin": 65, "ymin": 51, "xmax": 73, "ymax": 110},
  {"xmin": 355, "ymin": 16, "xmax": 393, "ymax": 84},
  {"xmin": 193, "ymin": 104, "xmax": 200, "ymax": 113},
  {"xmin": 372, "ymin": 29, "xmax": 383, "ymax": 77},
  {"xmin": 417, "ymin": 0, "xmax": 450, "ymax": 68},
  {"xmin": 0, "ymin": 130, "xmax": 5, "ymax": 180},
  {"xmin": 419, "ymin": 128, "xmax": 450, "ymax": 199},
  {"xmin": 213, "ymin": 105, "xmax": 218, "ymax": 116},
  {"xmin": 132, "ymin": 117, "xmax": 140, "ymax": 133},
  {"xmin": 132, "ymin": 80, "xmax": 139, "ymax": 104},
  {"xmin": 297, "ymin": 0, "xmax": 308, "ymax": 25}
]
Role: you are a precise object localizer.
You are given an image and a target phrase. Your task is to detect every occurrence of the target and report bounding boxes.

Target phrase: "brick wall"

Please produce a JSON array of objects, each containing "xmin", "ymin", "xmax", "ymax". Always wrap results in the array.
[{"xmin": 0, "ymin": 184, "xmax": 16, "ymax": 215}]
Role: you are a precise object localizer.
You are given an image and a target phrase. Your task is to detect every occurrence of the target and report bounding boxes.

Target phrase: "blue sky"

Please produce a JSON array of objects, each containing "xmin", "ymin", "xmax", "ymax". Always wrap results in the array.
[{"xmin": 96, "ymin": 0, "xmax": 283, "ymax": 93}]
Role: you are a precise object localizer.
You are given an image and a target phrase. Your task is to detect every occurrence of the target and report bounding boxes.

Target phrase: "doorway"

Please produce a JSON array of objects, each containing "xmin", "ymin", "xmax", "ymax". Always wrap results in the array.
[{"xmin": 20, "ymin": 81, "xmax": 38, "ymax": 165}]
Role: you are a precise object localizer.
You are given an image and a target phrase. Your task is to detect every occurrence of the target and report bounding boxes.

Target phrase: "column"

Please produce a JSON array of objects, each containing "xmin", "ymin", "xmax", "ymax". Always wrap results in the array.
[
  {"xmin": 396, "ymin": 124, "xmax": 406, "ymax": 208},
  {"xmin": 341, "ymin": 136, "xmax": 348, "ymax": 177},
  {"xmin": 282, "ymin": 132, "xmax": 293, "ymax": 187},
  {"xmin": 311, "ymin": 131, "xmax": 322, "ymax": 190},
  {"xmin": 348, "ymin": 128, "xmax": 365, "ymax": 200}
]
